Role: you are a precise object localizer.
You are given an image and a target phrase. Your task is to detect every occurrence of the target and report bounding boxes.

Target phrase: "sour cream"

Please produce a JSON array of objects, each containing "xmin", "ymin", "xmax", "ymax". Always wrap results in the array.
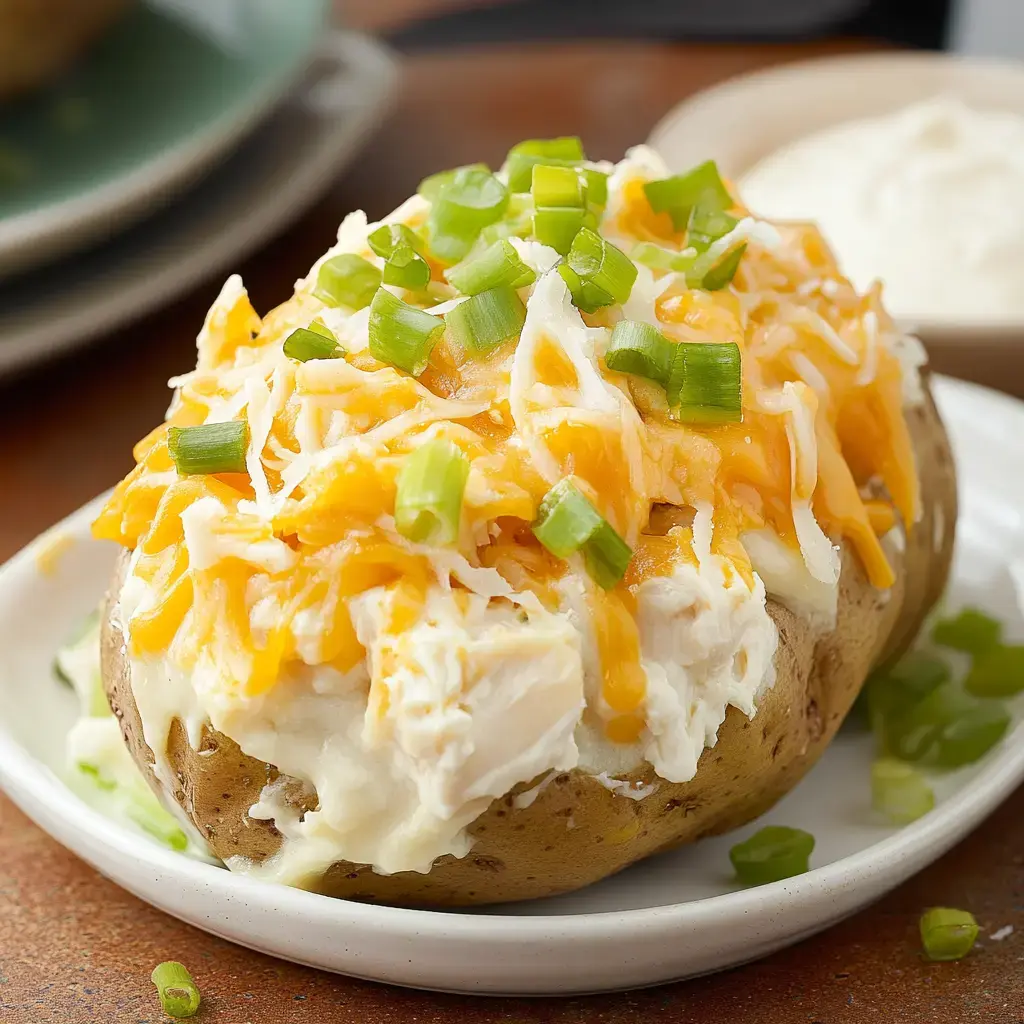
[{"xmin": 740, "ymin": 97, "xmax": 1024, "ymax": 323}]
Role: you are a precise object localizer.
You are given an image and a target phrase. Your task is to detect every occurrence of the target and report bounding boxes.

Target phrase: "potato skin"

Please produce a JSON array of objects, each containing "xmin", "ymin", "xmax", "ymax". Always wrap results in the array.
[{"xmin": 101, "ymin": 387, "xmax": 956, "ymax": 906}]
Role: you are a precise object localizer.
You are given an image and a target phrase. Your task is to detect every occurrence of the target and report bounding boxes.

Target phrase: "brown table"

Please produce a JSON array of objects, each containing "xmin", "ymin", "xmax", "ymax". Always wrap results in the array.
[{"xmin": 3, "ymin": 38, "xmax": 1024, "ymax": 1024}]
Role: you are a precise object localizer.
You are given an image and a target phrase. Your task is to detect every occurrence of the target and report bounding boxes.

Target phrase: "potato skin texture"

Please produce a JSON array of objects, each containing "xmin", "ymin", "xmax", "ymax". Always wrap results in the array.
[{"xmin": 101, "ymin": 387, "xmax": 956, "ymax": 906}]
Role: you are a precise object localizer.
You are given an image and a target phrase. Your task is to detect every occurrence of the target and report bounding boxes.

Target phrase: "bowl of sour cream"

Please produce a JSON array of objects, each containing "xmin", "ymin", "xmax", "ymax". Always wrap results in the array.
[{"xmin": 649, "ymin": 52, "xmax": 1024, "ymax": 364}]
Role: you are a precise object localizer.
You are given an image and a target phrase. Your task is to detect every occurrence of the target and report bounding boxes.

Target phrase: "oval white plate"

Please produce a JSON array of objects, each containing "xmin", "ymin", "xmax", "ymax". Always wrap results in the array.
[
  {"xmin": 0, "ymin": 32, "xmax": 396, "ymax": 378},
  {"xmin": 1, "ymin": 376, "xmax": 1023, "ymax": 996},
  {"xmin": 647, "ymin": 52, "xmax": 1024, "ymax": 348}
]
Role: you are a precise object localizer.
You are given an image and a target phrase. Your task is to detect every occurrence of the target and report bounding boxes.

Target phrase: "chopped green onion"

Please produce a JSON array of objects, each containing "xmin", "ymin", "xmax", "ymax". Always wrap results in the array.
[
  {"xmin": 632, "ymin": 241, "xmax": 697, "ymax": 273},
  {"xmin": 558, "ymin": 263, "xmax": 614, "ymax": 314},
  {"xmin": 506, "ymin": 156, "xmax": 608, "ymax": 207},
  {"xmin": 729, "ymin": 825, "xmax": 815, "ymax": 885},
  {"xmin": 582, "ymin": 168, "xmax": 608, "ymax": 208},
  {"xmin": 151, "ymin": 961, "xmax": 201, "ymax": 1018},
  {"xmin": 920, "ymin": 908, "xmax": 979, "ymax": 962},
  {"xmin": 308, "ymin": 319, "xmax": 335, "ymax": 340},
  {"xmin": 933, "ymin": 607, "xmax": 1003, "ymax": 657},
  {"xmin": 313, "ymin": 254, "xmax": 381, "ymax": 310},
  {"xmin": 429, "ymin": 167, "xmax": 509, "ymax": 263},
  {"xmin": 367, "ymin": 288, "xmax": 444, "ymax": 376},
  {"xmin": 394, "ymin": 439, "xmax": 469, "ymax": 545},
  {"xmin": 125, "ymin": 796, "xmax": 190, "ymax": 851},
  {"xmin": 888, "ymin": 650, "xmax": 953, "ymax": 697},
  {"xmin": 871, "ymin": 759, "xmax": 934, "ymax": 824},
  {"xmin": 533, "ymin": 206, "xmax": 585, "ymax": 255},
  {"xmin": 643, "ymin": 160, "xmax": 733, "ymax": 231},
  {"xmin": 445, "ymin": 286, "xmax": 526, "ymax": 354},
  {"xmin": 964, "ymin": 644, "xmax": 1024, "ymax": 698},
  {"xmin": 531, "ymin": 163, "xmax": 586, "ymax": 210},
  {"xmin": 687, "ymin": 203, "xmax": 739, "ymax": 252},
  {"xmin": 505, "ymin": 137, "xmax": 586, "ymax": 191},
  {"xmin": 566, "ymin": 227, "xmax": 637, "ymax": 305},
  {"xmin": 693, "ymin": 243, "xmax": 747, "ymax": 291},
  {"xmin": 532, "ymin": 478, "xmax": 632, "ymax": 589},
  {"xmin": 605, "ymin": 320, "xmax": 674, "ymax": 385},
  {"xmin": 934, "ymin": 700, "xmax": 1010, "ymax": 767},
  {"xmin": 283, "ymin": 326, "xmax": 342, "ymax": 362},
  {"xmin": 383, "ymin": 246, "xmax": 431, "ymax": 291},
  {"xmin": 478, "ymin": 195, "xmax": 535, "ymax": 245},
  {"xmin": 445, "ymin": 239, "xmax": 535, "ymax": 295},
  {"xmin": 509, "ymin": 136, "xmax": 586, "ymax": 163},
  {"xmin": 368, "ymin": 222, "xmax": 426, "ymax": 259},
  {"xmin": 417, "ymin": 162, "xmax": 488, "ymax": 202},
  {"xmin": 666, "ymin": 341, "xmax": 743, "ymax": 424},
  {"xmin": 168, "ymin": 421, "xmax": 249, "ymax": 476}
]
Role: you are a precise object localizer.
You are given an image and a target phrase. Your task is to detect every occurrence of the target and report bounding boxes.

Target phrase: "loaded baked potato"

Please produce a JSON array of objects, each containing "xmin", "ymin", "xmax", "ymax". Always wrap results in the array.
[{"xmin": 94, "ymin": 142, "xmax": 956, "ymax": 905}]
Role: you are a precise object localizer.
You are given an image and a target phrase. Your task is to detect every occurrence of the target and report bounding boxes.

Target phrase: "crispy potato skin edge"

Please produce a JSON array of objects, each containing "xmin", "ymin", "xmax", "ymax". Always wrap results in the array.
[{"xmin": 101, "ymin": 386, "xmax": 956, "ymax": 906}]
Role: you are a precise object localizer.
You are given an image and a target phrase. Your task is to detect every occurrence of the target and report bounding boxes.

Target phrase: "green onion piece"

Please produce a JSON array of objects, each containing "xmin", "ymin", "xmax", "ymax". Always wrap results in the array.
[
  {"xmin": 368, "ymin": 222, "xmax": 425, "ymax": 259},
  {"xmin": 582, "ymin": 168, "xmax": 609, "ymax": 208},
  {"xmin": 865, "ymin": 653, "xmax": 951, "ymax": 753},
  {"xmin": 532, "ymin": 478, "xmax": 632, "ymax": 589},
  {"xmin": 151, "ymin": 961, "xmax": 201, "ymax": 1018},
  {"xmin": 666, "ymin": 341, "xmax": 743, "ymax": 424},
  {"xmin": 367, "ymin": 288, "xmax": 444, "ymax": 376},
  {"xmin": 445, "ymin": 285, "xmax": 526, "ymax": 354},
  {"xmin": 308, "ymin": 319, "xmax": 335, "ymax": 340},
  {"xmin": 964, "ymin": 644, "xmax": 1024, "ymax": 698},
  {"xmin": 687, "ymin": 203, "xmax": 739, "ymax": 252},
  {"xmin": 429, "ymin": 167, "xmax": 509, "ymax": 263},
  {"xmin": 283, "ymin": 326, "xmax": 342, "ymax": 362},
  {"xmin": 445, "ymin": 239, "xmax": 536, "ymax": 295},
  {"xmin": 509, "ymin": 135, "xmax": 586, "ymax": 162},
  {"xmin": 394, "ymin": 439, "xmax": 470, "ymax": 545},
  {"xmin": 383, "ymin": 246, "xmax": 431, "ymax": 291},
  {"xmin": 417, "ymin": 162, "xmax": 488, "ymax": 202},
  {"xmin": 871, "ymin": 759, "xmax": 935, "ymax": 824},
  {"xmin": 557, "ymin": 263, "xmax": 614, "ymax": 314},
  {"xmin": 531, "ymin": 163, "xmax": 586, "ymax": 209},
  {"xmin": 643, "ymin": 160, "xmax": 733, "ymax": 231},
  {"xmin": 887, "ymin": 650, "xmax": 953, "ymax": 695},
  {"xmin": 632, "ymin": 241, "xmax": 697, "ymax": 273},
  {"xmin": 168, "ymin": 421, "xmax": 249, "ymax": 476},
  {"xmin": 605, "ymin": 320, "xmax": 674, "ymax": 385},
  {"xmin": 313, "ymin": 254, "xmax": 381, "ymax": 310},
  {"xmin": 920, "ymin": 908, "xmax": 979, "ymax": 962},
  {"xmin": 533, "ymin": 206, "xmax": 585, "ymax": 255},
  {"xmin": 729, "ymin": 825, "xmax": 815, "ymax": 885},
  {"xmin": 125, "ymin": 797, "xmax": 190, "ymax": 852},
  {"xmin": 934, "ymin": 700, "xmax": 1010, "ymax": 767},
  {"xmin": 566, "ymin": 227, "xmax": 638, "ymax": 305},
  {"xmin": 478, "ymin": 194, "xmax": 535, "ymax": 245},
  {"xmin": 933, "ymin": 607, "xmax": 1004, "ymax": 656},
  {"xmin": 693, "ymin": 243, "xmax": 748, "ymax": 291}
]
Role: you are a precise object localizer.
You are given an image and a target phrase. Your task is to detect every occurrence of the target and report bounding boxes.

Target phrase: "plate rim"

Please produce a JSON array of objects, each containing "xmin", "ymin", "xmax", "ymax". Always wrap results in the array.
[
  {"xmin": 647, "ymin": 50, "xmax": 1024, "ymax": 344},
  {"xmin": 0, "ymin": 30, "xmax": 398, "ymax": 377},
  {"xmin": 1, "ymin": 375, "xmax": 1022, "ymax": 993},
  {"xmin": 0, "ymin": 0, "xmax": 331, "ymax": 274}
]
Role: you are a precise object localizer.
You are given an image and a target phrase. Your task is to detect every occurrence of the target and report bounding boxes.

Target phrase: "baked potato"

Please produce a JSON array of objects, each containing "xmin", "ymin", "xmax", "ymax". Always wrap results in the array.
[
  {"xmin": 94, "ymin": 143, "xmax": 956, "ymax": 905},
  {"xmin": 0, "ymin": 0, "xmax": 130, "ymax": 101}
]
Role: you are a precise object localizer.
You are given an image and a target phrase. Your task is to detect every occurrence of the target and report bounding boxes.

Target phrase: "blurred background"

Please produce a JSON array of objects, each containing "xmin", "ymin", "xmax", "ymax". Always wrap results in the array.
[{"xmin": 0, "ymin": 0, "xmax": 1022, "ymax": 551}]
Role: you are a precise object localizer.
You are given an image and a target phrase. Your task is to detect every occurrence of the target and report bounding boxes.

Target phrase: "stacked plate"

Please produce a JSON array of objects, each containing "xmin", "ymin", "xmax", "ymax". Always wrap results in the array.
[{"xmin": 0, "ymin": 0, "xmax": 396, "ymax": 375}]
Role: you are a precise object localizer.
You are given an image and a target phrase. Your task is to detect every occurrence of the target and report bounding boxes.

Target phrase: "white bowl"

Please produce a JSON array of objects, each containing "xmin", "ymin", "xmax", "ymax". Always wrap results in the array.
[
  {"xmin": 2, "ymin": 378, "xmax": 1024, "ymax": 995},
  {"xmin": 648, "ymin": 52, "xmax": 1024, "ymax": 362}
]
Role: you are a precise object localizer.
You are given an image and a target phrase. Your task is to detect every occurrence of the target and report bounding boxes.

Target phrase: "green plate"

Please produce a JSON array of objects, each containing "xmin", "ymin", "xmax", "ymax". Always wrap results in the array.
[{"xmin": 0, "ymin": 0, "xmax": 328, "ymax": 277}]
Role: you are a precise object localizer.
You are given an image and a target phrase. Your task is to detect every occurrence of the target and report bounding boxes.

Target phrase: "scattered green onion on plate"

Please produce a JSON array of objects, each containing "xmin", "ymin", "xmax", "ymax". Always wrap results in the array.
[
  {"xmin": 932, "ymin": 607, "xmax": 1002, "ymax": 656},
  {"xmin": 963, "ymin": 643, "xmax": 1024, "ymax": 699},
  {"xmin": 871, "ymin": 758, "xmax": 935, "ymax": 824},
  {"xmin": 729, "ymin": 825, "xmax": 815, "ymax": 885},
  {"xmin": 168, "ymin": 421, "xmax": 249, "ymax": 477}
]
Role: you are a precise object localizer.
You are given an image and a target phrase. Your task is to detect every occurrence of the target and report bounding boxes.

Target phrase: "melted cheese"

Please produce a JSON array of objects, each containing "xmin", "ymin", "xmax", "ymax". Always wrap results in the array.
[{"xmin": 93, "ymin": 144, "xmax": 928, "ymax": 877}]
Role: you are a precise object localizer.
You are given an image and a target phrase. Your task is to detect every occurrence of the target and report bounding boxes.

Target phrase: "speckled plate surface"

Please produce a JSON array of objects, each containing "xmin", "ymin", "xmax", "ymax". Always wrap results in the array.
[{"xmin": 0, "ymin": 377, "xmax": 1022, "ymax": 996}]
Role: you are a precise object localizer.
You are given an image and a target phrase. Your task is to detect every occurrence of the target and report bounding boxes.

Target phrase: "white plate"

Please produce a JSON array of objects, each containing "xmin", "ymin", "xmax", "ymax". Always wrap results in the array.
[
  {"xmin": 0, "ymin": 32, "xmax": 396, "ymax": 377},
  {"xmin": 647, "ymin": 52, "xmax": 1024, "ymax": 348},
  {"xmin": 1, "ymin": 376, "xmax": 1023, "ymax": 996}
]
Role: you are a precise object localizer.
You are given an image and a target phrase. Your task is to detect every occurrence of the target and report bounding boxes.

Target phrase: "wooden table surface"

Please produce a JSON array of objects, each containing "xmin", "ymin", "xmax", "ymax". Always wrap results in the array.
[{"xmin": 3, "ymin": 37, "xmax": 1024, "ymax": 1024}]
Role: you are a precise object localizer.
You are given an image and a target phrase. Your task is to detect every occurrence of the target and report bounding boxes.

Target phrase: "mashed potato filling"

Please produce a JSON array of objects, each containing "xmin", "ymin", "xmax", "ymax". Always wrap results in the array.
[{"xmin": 96, "ymin": 144, "xmax": 923, "ymax": 879}]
